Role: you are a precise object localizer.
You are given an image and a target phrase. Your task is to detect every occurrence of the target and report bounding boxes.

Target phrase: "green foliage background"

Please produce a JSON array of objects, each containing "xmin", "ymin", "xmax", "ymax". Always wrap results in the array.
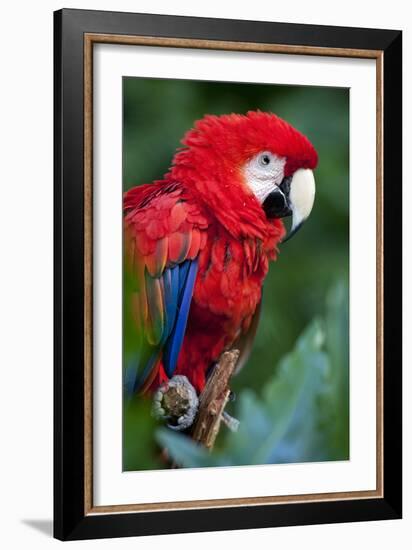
[{"xmin": 123, "ymin": 77, "xmax": 349, "ymax": 471}]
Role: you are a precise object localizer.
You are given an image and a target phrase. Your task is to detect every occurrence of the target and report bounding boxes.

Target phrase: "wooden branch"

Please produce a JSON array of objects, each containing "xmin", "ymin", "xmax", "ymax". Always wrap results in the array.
[{"xmin": 191, "ymin": 349, "xmax": 240, "ymax": 450}]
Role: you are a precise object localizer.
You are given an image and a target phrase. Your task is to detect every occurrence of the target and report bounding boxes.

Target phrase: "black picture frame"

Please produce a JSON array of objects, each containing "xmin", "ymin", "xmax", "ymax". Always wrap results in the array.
[{"xmin": 54, "ymin": 8, "xmax": 402, "ymax": 541}]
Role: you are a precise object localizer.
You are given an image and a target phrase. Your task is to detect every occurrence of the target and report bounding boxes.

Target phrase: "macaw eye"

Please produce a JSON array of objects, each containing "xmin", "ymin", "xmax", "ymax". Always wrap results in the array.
[
  {"xmin": 244, "ymin": 151, "xmax": 287, "ymax": 204},
  {"xmin": 258, "ymin": 153, "xmax": 271, "ymax": 167}
]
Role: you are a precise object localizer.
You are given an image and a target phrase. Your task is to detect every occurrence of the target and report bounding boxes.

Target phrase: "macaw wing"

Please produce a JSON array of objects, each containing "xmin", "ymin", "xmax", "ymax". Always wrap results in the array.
[
  {"xmin": 124, "ymin": 183, "xmax": 208, "ymax": 395},
  {"xmin": 126, "ymin": 259, "xmax": 199, "ymax": 394}
]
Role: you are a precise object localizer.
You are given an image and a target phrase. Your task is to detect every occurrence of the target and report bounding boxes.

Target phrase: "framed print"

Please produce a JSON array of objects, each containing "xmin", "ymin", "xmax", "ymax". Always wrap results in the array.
[{"xmin": 54, "ymin": 8, "xmax": 402, "ymax": 541}]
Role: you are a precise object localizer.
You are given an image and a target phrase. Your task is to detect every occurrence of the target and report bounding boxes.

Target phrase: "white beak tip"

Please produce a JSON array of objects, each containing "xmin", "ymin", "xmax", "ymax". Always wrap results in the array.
[{"xmin": 282, "ymin": 168, "xmax": 316, "ymax": 242}]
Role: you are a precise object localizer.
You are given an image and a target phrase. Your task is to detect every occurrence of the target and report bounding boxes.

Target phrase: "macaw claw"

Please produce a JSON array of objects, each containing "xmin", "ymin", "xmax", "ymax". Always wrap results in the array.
[{"xmin": 152, "ymin": 375, "xmax": 199, "ymax": 431}]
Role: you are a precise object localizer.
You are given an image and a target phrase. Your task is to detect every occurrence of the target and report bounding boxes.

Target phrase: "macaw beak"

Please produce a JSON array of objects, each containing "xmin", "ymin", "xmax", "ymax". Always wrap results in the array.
[{"xmin": 262, "ymin": 168, "xmax": 316, "ymax": 242}]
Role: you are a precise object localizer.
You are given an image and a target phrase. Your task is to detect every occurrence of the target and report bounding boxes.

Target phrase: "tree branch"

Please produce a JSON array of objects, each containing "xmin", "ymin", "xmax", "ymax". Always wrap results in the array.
[{"xmin": 191, "ymin": 349, "xmax": 240, "ymax": 450}]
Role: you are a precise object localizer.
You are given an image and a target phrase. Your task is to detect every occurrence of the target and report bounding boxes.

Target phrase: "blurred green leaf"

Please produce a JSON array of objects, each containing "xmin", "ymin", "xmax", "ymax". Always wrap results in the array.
[
  {"xmin": 320, "ymin": 281, "xmax": 350, "ymax": 459},
  {"xmin": 268, "ymin": 282, "xmax": 349, "ymax": 463},
  {"xmin": 123, "ymin": 398, "xmax": 163, "ymax": 471},
  {"xmin": 156, "ymin": 428, "xmax": 223, "ymax": 469}
]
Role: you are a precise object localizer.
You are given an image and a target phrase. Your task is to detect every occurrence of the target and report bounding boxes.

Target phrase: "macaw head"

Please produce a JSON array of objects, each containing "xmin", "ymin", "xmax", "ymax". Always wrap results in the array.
[{"xmin": 170, "ymin": 110, "xmax": 318, "ymax": 241}]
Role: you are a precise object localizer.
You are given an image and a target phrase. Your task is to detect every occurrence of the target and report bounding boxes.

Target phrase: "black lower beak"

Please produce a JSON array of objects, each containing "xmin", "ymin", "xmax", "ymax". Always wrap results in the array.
[{"xmin": 262, "ymin": 176, "xmax": 293, "ymax": 219}]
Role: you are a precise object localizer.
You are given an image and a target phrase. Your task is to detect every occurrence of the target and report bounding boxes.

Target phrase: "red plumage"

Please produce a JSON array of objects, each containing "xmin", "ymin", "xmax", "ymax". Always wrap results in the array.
[{"xmin": 124, "ymin": 111, "xmax": 317, "ymax": 393}]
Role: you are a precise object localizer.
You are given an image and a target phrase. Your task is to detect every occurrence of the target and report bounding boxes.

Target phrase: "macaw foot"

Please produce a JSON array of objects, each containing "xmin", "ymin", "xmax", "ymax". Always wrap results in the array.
[{"xmin": 152, "ymin": 375, "xmax": 199, "ymax": 431}]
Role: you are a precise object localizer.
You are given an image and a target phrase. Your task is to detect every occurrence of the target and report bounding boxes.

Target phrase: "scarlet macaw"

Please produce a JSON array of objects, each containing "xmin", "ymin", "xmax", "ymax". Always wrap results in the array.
[{"xmin": 124, "ymin": 111, "xmax": 317, "ymax": 401}]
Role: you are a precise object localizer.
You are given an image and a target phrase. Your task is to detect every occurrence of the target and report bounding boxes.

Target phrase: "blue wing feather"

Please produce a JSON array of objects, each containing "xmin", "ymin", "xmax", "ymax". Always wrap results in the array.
[
  {"xmin": 177, "ymin": 261, "xmax": 190, "ymax": 299},
  {"xmin": 163, "ymin": 259, "xmax": 198, "ymax": 377}
]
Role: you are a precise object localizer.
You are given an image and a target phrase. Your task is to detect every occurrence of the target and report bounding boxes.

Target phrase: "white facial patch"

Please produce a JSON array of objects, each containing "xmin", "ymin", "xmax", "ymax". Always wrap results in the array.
[{"xmin": 243, "ymin": 151, "xmax": 286, "ymax": 203}]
